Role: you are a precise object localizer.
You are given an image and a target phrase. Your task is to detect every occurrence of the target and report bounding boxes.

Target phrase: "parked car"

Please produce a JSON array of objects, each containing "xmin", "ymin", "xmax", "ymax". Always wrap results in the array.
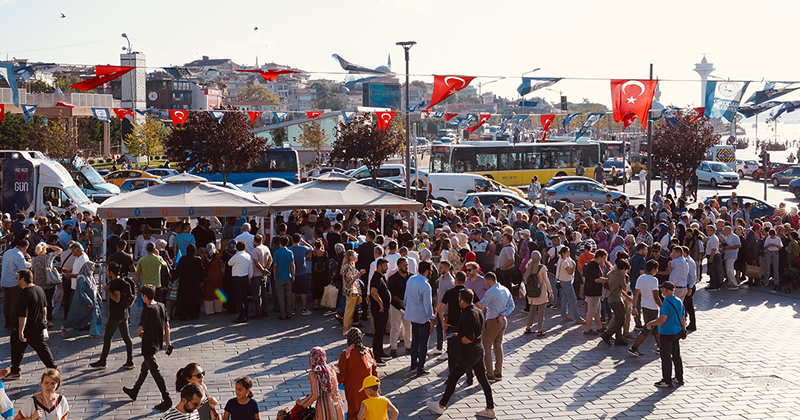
[
  {"xmin": 208, "ymin": 181, "xmax": 245, "ymax": 192},
  {"xmin": 602, "ymin": 158, "xmax": 633, "ymax": 184},
  {"xmin": 734, "ymin": 159, "xmax": 759, "ymax": 178},
  {"xmin": 426, "ymin": 173, "xmax": 523, "ymax": 204},
  {"xmin": 238, "ymin": 177, "xmax": 294, "ymax": 193},
  {"xmin": 318, "ymin": 167, "xmax": 348, "ymax": 175},
  {"xmin": 460, "ymin": 192, "xmax": 552, "ymax": 215},
  {"xmin": 354, "ymin": 178, "xmax": 424, "ymax": 197},
  {"xmin": 119, "ymin": 177, "xmax": 164, "ymax": 192},
  {"xmin": 145, "ymin": 168, "xmax": 180, "ymax": 178},
  {"xmin": 544, "ymin": 176, "xmax": 619, "ymax": 191},
  {"xmin": 752, "ymin": 162, "xmax": 791, "ymax": 180},
  {"xmin": 95, "ymin": 169, "xmax": 110, "ymax": 177},
  {"xmin": 542, "ymin": 180, "xmax": 628, "ymax": 206},
  {"xmin": 348, "ymin": 164, "xmax": 428, "ymax": 187},
  {"xmin": 788, "ymin": 178, "xmax": 800, "ymax": 199},
  {"xmin": 104, "ymin": 170, "xmax": 160, "ymax": 186},
  {"xmin": 770, "ymin": 165, "xmax": 800, "ymax": 187},
  {"xmin": 702, "ymin": 195, "xmax": 775, "ymax": 219},
  {"xmin": 695, "ymin": 161, "xmax": 739, "ymax": 188}
]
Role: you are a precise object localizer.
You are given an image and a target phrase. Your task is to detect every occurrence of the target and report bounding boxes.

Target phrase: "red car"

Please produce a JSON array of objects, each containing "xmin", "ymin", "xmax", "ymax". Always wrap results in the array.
[{"xmin": 752, "ymin": 162, "xmax": 790, "ymax": 180}]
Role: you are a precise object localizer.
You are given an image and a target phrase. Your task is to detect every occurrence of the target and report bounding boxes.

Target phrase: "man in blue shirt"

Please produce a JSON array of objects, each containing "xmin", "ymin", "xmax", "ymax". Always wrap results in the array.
[
  {"xmin": 58, "ymin": 224, "xmax": 74, "ymax": 249},
  {"xmin": 646, "ymin": 281, "xmax": 685, "ymax": 388},
  {"xmin": 403, "ymin": 261, "xmax": 435, "ymax": 377},
  {"xmin": 480, "ymin": 272, "xmax": 514, "ymax": 382},
  {"xmin": 289, "ymin": 233, "xmax": 312, "ymax": 316},
  {"xmin": 272, "ymin": 236, "xmax": 295, "ymax": 320}
]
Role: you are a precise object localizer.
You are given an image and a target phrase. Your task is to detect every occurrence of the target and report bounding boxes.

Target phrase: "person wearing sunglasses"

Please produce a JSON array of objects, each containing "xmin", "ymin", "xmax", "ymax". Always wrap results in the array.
[{"xmin": 175, "ymin": 362, "xmax": 220, "ymax": 420}]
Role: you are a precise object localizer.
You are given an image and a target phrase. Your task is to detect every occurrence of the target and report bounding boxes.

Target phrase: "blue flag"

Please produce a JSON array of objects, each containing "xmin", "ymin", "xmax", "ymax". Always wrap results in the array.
[
  {"xmin": 746, "ymin": 82, "xmax": 800, "ymax": 105},
  {"xmin": 407, "ymin": 100, "xmax": 426, "ymax": 112},
  {"xmin": 433, "ymin": 111, "xmax": 444, "ymax": 118},
  {"xmin": 135, "ymin": 109, "xmax": 148, "ymax": 116},
  {"xmin": 500, "ymin": 115, "xmax": 512, "ymax": 124},
  {"xmin": 575, "ymin": 113, "xmax": 603, "ymax": 139},
  {"xmin": 22, "ymin": 105, "xmax": 37, "ymax": 123},
  {"xmin": 92, "ymin": 108, "xmax": 110, "ymax": 123},
  {"xmin": 738, "ymin": 101, "xmax": 782, "ymax": 118},
  {"xmin": 515, "ymin": 115, "xmax": 529, "ymax": 127},
  {"xmin": 517, "ymin": 77, "xmax": 561, "ymax": 97},
  {"xmin": 561, "ymin": 113, "xmax": 580, "ymax": 131},
  {"xmin": 518, "ymin": 100, "xmax": 538, "ymax": 108},
  {"xmin": 465, "ymin": 114, "xmax": 476, "ymax": 123},
  {"xmin": 768, "ymin": 100, "xmax": 800, "ymax": 121},
  {"xmin": 705, "ymin": 81, "xmax": 749, "ymax": 122},
  {"xmin": 341, "ymin": 111, "xmax": 355, "ymax": 122},
  {"xmin": 273, "ymin": 112, "xmax": 288, "ymax": 123},
  {"xmin": 210, "ymin": 111, "xmax": 225, "ymax": 123},
  {"xmin": 0, "ymin": 62, "xmax": 20, "ymax": 106},
  {"xmin": 14, "ymin": 65, "xmax": 36, "ymax": 83}
]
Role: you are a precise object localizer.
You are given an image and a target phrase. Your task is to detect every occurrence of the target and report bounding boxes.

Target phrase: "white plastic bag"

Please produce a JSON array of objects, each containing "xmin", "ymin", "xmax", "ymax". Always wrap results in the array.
[
  {"xmin": 321, "ymin": 284, "xmax": 339, "ymax": 309},
  {"xmin": 0, "ymin": 380, "xmax": 13, "ymax": 419},
  {"xmin": 519, "ymin": 281, "xmax": 527, "ymax": 299}
]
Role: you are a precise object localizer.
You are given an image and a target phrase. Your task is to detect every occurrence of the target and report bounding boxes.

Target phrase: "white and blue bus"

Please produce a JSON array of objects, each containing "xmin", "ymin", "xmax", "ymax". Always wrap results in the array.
[{"xmin": 195, "ymin": 148, "xmax": 300, "ymax": 184}]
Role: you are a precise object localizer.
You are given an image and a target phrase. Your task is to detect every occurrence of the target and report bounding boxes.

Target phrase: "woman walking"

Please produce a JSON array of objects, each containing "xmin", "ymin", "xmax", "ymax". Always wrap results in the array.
[
  {"xmin": 61, "ymin": 262, "xmax": 101, "ymax": 338},
  {"xmin": 523, "ymin": 251, "xmax": 553, "ymax": 336},
  {"xmin": 337, "ymin": 330, "xmax": 378, "ymax": 420},
  {"xmin": 296, "ymin": 347, "xmax": 345, "ymax": 420},
  {"xmin": 341, "ymin": 250, "xmax": 364, "ymax": 336},
  {"xmin": 174, "ymin": 243, "xmax": 205, "ymax": 320},
  {"xmin": 309, "ymin": 240, "xmax": 329, "ymax": 311}
]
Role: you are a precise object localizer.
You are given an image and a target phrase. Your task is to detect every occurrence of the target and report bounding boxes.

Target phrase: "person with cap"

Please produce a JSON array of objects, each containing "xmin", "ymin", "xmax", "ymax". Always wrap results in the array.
[
  {"xmin": 426, "ymin": 288, "xmax": 496, "ymax": 418},
  {"xmin": 646, "ymin": 281, "xmax": 686, "ymax": 388},
  {"xmin": 358, "ymin": 375, "xmax": 399, "ymax": 420},
  {"xmin": 469, "ymin": 229, "xmax": 488, "ymax": 268}
]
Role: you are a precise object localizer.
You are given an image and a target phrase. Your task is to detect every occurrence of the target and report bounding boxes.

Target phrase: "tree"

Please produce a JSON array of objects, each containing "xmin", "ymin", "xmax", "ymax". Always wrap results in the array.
[
  {"xmin": 0, "ymin": 112, "xmax": 37, "ymax": 150},
  {"xmin": 54, "ymin": 75, "xmax": 89, "ymax": 94},
  {"xmin": 297, "ymin": 119, "xmax": 328, "ymax": 164},
  {"xmin": 309, "ymin": 80, "xmax": 343, "ymax": 110},
  {"xmin": 29, "ymin": 113, "xmax": 93, "ymax": 163},
  {"xmin": 271, "ymin": 127, "xmax": 288, "ymax": 146},
  {"xmin": 651, "ymin": 109, "xmax": 717, "ymax": 193},
  {"xmin": 124, "ymin": 116, "xmax": 167, "ymax": 165},
  {"xmin": 28, "ymin": 80, "xmax": 55, "ymax": 94},
  {"xmin": 411, "ymin": 80, "xmax": 428, "ymax": 93},
  {"xmin": 164, "ymin": 105, "xmax": 268, "ymax": 185},
  {"xmin": 329, "ymin": 112, "xmax": 404, "ymax": 185},
  {"xmin": 237, "ymin": 84, "xmax": 280, "ymax": 104}
]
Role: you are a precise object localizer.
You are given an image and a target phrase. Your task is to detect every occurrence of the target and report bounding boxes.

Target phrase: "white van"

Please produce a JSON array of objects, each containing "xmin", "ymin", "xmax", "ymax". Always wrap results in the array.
[
  {"xmin": 705, "ymin": 145, "xmax": 736, "ymax": 171},
  {"xmin": 427, "ymin": 173, "xmax": 523, "ymax": 204}
]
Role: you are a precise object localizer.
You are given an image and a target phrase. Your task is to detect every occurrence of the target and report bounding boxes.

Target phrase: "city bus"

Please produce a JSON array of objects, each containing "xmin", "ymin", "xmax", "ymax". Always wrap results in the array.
[
  {"xmin": 429, "ymin": 140, "xmax": 601, "ymax": 187},
  {"xmin": 195, "ymin": 148, "xmax": 300, "ymax": 184}
]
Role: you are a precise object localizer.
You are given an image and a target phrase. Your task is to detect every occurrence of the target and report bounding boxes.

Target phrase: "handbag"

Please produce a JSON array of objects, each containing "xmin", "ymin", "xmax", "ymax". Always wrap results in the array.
[
  {"xmin": 321, "ymin": 284, "xmax": 339, "ymax": 309},
  {"xmin": 666, "ymin": 299, "xmax": 687, "ymax": 339},
  {"xmin": 46, "ymin": 266, "xmax": 62, "ymax": 287},
  {"xmin": 745, "ymin": 264, "xmax": 762, "ymax": 279}
]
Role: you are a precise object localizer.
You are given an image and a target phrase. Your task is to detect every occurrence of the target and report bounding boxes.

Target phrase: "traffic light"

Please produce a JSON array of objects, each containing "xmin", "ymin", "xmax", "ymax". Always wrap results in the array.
[{"xmin": 560, "ymin": 96, "xmax": 568, "ymax": 111}]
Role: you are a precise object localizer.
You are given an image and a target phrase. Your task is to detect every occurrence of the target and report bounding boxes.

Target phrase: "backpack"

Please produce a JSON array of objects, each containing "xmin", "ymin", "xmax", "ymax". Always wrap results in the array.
[
  {"xmin": 576, "ymin": 165, "xmax": 586, "ymax": 176},
  {"xmin": 119, "ymin": 276, "xmax": 137, "ymax": 309},
  {"xmin": 525, "ymin": 264, "xmax": 543, "ymax": 298}
]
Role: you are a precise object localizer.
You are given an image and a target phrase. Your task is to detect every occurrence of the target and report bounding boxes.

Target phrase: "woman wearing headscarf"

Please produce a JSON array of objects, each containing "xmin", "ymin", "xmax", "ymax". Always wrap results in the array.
[
  {"xmin": 523, "ymin": 251, "xmax": 553, "ymax": 336},
  {"xmin": 296, "ymin": 347, "xmax": 345, "ymax": 420},
  {"xmin": 174, "ymin": 243, "xmax": 205, "ymax": 320},
  {"xmin": 61, "ymin": 262, "xmax": 101, "ymax": 338},
  {"xmin": 447, "ymin": 236, "xmax": 463, "ymax": 273},
  {"xmin": 203, "ymin": 243, "xmax": 225, "ymax": 315},
  {"xmin": 656, "ymin": 223, "xmax": 671, "ymax": 254},
  {"xmin": 337, "ymin": 330, "xmax": 378, "ymax": 420},
  {"xmin": 595, "ymin": 231, "xmax": 610, "ymax": 254}
]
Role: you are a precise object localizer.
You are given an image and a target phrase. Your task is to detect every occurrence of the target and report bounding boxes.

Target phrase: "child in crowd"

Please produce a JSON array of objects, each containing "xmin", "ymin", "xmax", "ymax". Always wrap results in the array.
[
  {"xmin": 357, "ymin": 375, "xmax": 399, "ymax": 420},
  {"xmin": 223, "ymin": 376, "xmax": 260, "ymax": 420}
]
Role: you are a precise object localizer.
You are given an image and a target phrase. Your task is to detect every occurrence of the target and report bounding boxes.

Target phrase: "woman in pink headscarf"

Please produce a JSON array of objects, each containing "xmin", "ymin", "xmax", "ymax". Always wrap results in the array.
[{"xmin": 297, "ymin": 347, "xmax": 344, "ymax": 420}]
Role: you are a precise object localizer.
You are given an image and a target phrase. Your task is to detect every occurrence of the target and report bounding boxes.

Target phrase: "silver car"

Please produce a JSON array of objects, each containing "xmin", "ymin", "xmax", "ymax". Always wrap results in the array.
[
  {"xmin": 771, "ymin": 165, "xmax": 800, "ymax": 187},
  {"xmin": 542, "ymin": 180, "xmax": 627, "ymax": 206}
]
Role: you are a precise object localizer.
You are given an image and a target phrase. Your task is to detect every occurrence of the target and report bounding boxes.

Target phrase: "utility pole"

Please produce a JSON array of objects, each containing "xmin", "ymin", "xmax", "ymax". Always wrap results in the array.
[{"xmin": 645, "ymin": 64, "xmax": 653, "ymax": 227}]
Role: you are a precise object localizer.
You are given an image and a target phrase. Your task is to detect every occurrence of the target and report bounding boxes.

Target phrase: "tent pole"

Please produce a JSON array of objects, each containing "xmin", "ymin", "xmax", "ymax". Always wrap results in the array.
[
  {"xmin": 413, "ymin": 211, "xmax": 417, "ymax": 237},
  {"xmin": 381, "ymin": 210, "xmax": 385, "ymax": 236},
  {"xmin": 102, "ymin": 219, "xmax": 108, "ymax": 287},
  {"xmin": 268, "ymin": 213, "xmax": 274, "ymax": 244}
]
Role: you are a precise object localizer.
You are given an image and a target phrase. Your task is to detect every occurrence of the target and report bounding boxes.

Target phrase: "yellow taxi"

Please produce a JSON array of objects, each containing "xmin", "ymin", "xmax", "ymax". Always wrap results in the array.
[{"xmin": 104, "ymin": 170, "xmax": 160, "ymax": 186}]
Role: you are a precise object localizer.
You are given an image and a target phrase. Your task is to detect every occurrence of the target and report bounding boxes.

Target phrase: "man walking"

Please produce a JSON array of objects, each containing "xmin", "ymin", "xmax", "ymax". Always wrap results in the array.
[
  {"xmin": 369, "ymin": 258, "xmax": 390, "ymax": 364},
  {"xmin": 228, "ymin": 242, "xmax": 253, "ymax": 323},
  {"xmin": 272, "ymin": 236, "xmax": 295, "ymax": 320},
  {"xmin": 388, "ymin": 258, "xmax": 412, "ymax": 357},
  {"xmin": 2, "ymin": 239, "xmax": 31, "ymax": 329},
  {"xmin": 5, "ymin": 269, "xmax": 57, "ymax": 380},
  {"xmin": 90, "ymin": 262, "xmax": 135, "ymax": 370},
  {"xmin": 628, "ymin": 260, "xmax": 662, "ymax": 357},
  {"xmin": 480, "ymin": 272, "xmax": 514, "ymax": 382},
  {"xmin": 123, "ymin": 285, "xmax": 172, "ymax": 411},
  {"xmin": 646, "ymin": 281, "xmax": 686, "ymax": 388},
  {"xmin": 404, "ymin": 261, "xmax": 435, "ymax": 376},
  {"xmin": 600, "ymin": 259, "xmax": 634, "ymax": 346},
  {"xmin": 136, "ymin": 242, "xmax": 168, "ymax": 302},
  {"xmin": 250, "ymin": 234, "xmax": 272, "ymax": 319}
]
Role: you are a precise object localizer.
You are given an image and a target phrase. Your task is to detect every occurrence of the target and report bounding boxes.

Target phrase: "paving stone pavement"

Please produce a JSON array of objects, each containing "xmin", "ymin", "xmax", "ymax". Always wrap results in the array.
[{"xmin": 3, "ymin": 282, "xmax": 800, "ymax": 419}]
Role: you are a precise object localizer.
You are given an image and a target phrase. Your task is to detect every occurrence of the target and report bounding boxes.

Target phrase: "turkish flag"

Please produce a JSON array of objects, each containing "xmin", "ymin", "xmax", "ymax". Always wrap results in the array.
[
  {"xmin": 376, "ymin": 111, "xmax": 395, "ymax": 131},
  {"xmin": 169, "ymin": 109, "xmax": 188, "ymax": 127},
  {"xmin": 444, "ymin": 113, "xmax": 458, "ymax": 121},
  {"xmin": 428, "ymin": 75, "xmax": 476, "ymax": 109},
  {"xmin": 113, "ymin": 108, "xmax": 134, "ymax": 121},
  {"xmin": 56, "ymin": 101, "xmax": 75, "ymax": 108},
  {"xmin": 610, "ymin": 79, "xmax": 658, "ymax": 129},
  {"xmin": 0, "ymin": 104, "xmax": 4, "ymax": 123},
  {"xmin": 540, "ymin": 114, "xmax": 555, "ymax": 141},
  {"xmin": 420, "ymin": 110, "xmax": 430, "ymax": 120},
  {"xmin": 621, "ymin": 112, "xmax": 637, "ymax": 131},
  {"xmin": 235, "ymin": 69, "xmax": 300, "ymax": 81},
  {"xmin": 690, "ymin": 107, "xmax": 705, "ymax": 123},
  {"xmin": 247, "ymin": 111, "xmax": 263, "ymax": 124},
  {"xmin": 70, "ymin": 66, "xmax": 135, "ymax": 91},
  {"xmin": 466, "ymin": 114, "xmax": 491, "ymax": 133},
  {"xmin": 307, "ymin": 111, "xmax": 323, "ymax": 119}
]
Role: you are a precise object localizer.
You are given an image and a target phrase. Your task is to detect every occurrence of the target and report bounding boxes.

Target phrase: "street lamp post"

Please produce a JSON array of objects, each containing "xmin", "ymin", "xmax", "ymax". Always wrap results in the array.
[
  {"xmin": 477, "ymin": 77, "xmax": 504, "ymax": 99},
  {"xmin": 396, "ymin": 41, "xmax": 416, "ymax": 199}
]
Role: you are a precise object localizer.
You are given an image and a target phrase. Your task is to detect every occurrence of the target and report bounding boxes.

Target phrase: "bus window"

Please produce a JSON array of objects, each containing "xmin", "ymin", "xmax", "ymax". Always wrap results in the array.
[
  {"xmin": 579, "ymin": 145, "xmax": 599, "ymax": 167},
  {"xmin": 499, "ymin": 152, "xmax": 521, "ymax": 170},
  {"xmin": 552, "ymin": 150, "xmax": 575, "ymax": 168},
  {"xmin": 522, "ymin": 152, "xmax": 541, "ymax": 169},
  {"xmin": 474, "ymin": 178, "xmax": 487, "ymax": 192},
  {"xmin": 476, "ymin": 152, "xmax": 497, "ymax": 171},
  {"xmin": 452, "ymin": 148, "xmax": 477, "ymax": 172},
  {"xmin": 430, "ymin": 149, "xmax": 450, "ymax": 173}
]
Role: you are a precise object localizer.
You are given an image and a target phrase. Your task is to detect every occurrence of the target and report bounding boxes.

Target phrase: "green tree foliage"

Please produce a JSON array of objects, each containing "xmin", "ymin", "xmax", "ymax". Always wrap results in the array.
[
  {"xmin": 28, "ymin": 80, "xmax": 55, "ymax": 94},
  {"xmin": 309, "ymin": 81, "xmax": 343, "ymax": 111},
  {"xmin": 330, "ymin": 112, "xmax": 404, "ymax": 185},
  {"xmin": 651, "ymin": 110, "xmax": 717, "ymax": 189},
  {"xmin": 271, "ymin": 127, "xmax": 288, "ymax": 146},
  {"xmin": 237, "ymin": 84, "xmax": 280, "ymax": 104},
  {"xmin": 124, "ymin": 116, "xmax": 167, "ymax": 165},
  {"xmin": 165, "ymin": 105, "xmax": 268, "ymax": 185},
  {"xmin": 54, "ymin": 75, "xmax": 89, "ymax": 94},
  {"xmin": 297, "ymin": 119, "xmax": 328, "ymax": 164},
  {"xmin": 29, "ymin": 113, "xmax": 93, "ymax": 162},
  {"xmin": 411, "ymin": 80, "xmax": 428, "ymax": 94},
  {"xmin": 0, "ymin": 112, "xmax": 37, "ymax": 149}
]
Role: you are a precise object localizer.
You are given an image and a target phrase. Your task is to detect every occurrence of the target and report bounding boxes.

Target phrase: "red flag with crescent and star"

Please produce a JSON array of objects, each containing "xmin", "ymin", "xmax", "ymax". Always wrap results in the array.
[
  {"xmin": 247, "ymin": 111, "xmax": 263, "ymax": 124},
  {"xmin": 428, "ymin": 75, "xmax": 476, "ymax": 109},
  {"xmin": 0, "ymin": 104, "xmax": 4, "ymax": 123},
  {"xmin": 235, "ymin": 69, "xmax": 300, "ymax": 81},
  {"xmin": 113, "ymin": 108, "xmax": 134, "ymax": 121},
  {"xmin": 610, "ymin": 79, "xmax": 658, "ymax": 130},
  {"xmin": 56, "ymin": 101, "xmax": 75, "ymax": 108},
  {"xmin": 307, "ymin": 111, "xmax": 323, "ymax": 119},
  {"xmin": 540, "ymin": 115, "xmax": 555, "ymax": 141},
  {"xmin": 376, "ymin": 111, "xmax": 395, "ymax": 131},
  {"xmin": 690, "ymin": 107, "xmax": 705, "ymax": 123},
  {"xmin": 169, "ymin": 109, "xmax": 188, "ymax": 127},
  {"xmin": 621, "ymin": 112, "xmax": 637, "ymax": 131},
  {"xmin": 466, "ymin": 114, "xmax": 491, "ymax": 133},
  {"xmin": 70, "ymin": 66, "xmax": 135, "ymax": 91},
  {"xmin": 444, "ymin": 113, "xmax": 458, "ymax": 121}
]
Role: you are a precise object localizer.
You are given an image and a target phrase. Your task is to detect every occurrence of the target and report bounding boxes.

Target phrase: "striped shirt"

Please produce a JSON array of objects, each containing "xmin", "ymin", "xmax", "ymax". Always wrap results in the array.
[{"xmin": 161, "ymin": 407, "xmax": 200, "ymax": 420}]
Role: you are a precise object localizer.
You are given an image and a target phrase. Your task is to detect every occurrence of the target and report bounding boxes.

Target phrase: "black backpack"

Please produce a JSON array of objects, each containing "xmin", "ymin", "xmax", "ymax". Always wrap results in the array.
[{"xmin": 119, "ymin": 276, "xmax": 137, "ymax": 309}]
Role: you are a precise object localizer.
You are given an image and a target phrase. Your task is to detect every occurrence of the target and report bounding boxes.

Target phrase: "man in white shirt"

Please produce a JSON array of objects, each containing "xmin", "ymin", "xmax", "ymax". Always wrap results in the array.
[
  {"xmin": 228, "ymin": 242, "xmax": 253, "ymax": 323},
  {"xmin": 250, "ymin": 234, "xmax": 272, "ymax": 319},
  {"xmin": 705, "ymin": 225, "xmax": 722, "ymax": 291},
  {"xmin": 384, "ymin": 241, "xmax": 401, "ymax": 278},
  {"xmin": 721, "ymin": 225, "xmax": 741, "ymax": 290},
  {"xmin": 399, "ymin": 247, "xmax": 418, "ymax": 275},
  {"xmin": 134, "ymin": 228, "xmax": 157, "ymax": 259},
  {"xmin": 628, "ymin": 260, "xmax": 662, "ymax": 357},
  {"xmin": 234, "ymin": 223, "xmax": 255, "ymax": 253},
  {"xmin": 669, "ymin": 246, "xmax": 690, "ymax": 300}
]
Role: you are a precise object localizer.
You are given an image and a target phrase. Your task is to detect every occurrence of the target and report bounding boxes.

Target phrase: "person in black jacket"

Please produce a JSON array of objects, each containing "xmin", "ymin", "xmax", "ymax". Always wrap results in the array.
[{"xmin": 369, "ymin": 258, "xmax": 390, "ymax": 364}]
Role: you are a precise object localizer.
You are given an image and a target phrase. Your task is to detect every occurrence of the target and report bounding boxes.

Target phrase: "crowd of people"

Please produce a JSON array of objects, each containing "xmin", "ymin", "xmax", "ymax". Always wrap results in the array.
[{"xmin": 1, "ymin": 178, "xmax": 798, "ymax": 418}]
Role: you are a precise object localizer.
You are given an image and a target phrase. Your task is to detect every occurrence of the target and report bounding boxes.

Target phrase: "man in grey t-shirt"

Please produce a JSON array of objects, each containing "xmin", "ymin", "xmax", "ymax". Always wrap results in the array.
[{"xmin": 495, "ymin": 233, "xmax": 516, "ymax": 290}]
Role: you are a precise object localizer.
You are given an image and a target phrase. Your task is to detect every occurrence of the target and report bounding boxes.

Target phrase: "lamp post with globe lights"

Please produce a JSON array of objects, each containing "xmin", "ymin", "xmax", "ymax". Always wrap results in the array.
[{"xmin": 396, "ymin": 41, "xmax": 416, "ymax": 198}]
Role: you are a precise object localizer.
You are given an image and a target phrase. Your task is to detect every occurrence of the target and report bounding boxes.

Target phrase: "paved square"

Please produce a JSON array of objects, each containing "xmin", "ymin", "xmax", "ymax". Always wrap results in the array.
[{"xmin": 2, "ymin": 284, "xmax": 800, "ymax": 419}]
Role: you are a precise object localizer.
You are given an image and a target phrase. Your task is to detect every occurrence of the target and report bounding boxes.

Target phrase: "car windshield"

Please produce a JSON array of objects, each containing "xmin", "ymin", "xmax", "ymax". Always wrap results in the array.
[
  {"xmin": 709, "ymin": 163, "xmax": 730, "ymax": 172},
  {"xmin": 80, "ymin": 166, "xmax": 107, "ymax": 185},
  {"xmin": 64, "ymin": 185, "xmax": 91, "ymax": 204}
]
